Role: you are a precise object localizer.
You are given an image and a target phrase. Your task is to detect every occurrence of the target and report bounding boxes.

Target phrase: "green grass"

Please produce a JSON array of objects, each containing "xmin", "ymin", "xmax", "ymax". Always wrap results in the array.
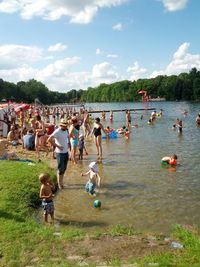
[
  {"xmin": 0, "ymin": 161, "xmax": 86, "ymax": 267},
  {"xmin": 109, "ymin": 224, "xmax": 138, "ymax": 236},
  {"xmin": 0, "ymin": 161, "xmax": 200, "ymax": 267},
  {"xmin": 132, "ymin": 224, "xmax": 200, "ymax": 267}
]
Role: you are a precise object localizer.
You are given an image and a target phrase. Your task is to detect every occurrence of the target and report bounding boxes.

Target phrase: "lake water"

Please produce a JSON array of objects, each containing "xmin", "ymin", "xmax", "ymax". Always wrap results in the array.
[{"xmin": 55, "ymin": 101, "xmax": 200, "ymax": 234}]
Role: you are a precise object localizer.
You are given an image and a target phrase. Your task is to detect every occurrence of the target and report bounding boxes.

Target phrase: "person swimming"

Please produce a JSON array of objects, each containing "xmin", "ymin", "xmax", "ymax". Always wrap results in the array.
[{"xmin": 161, "ymin": 154, "xmax": 178, "ymax": 166}]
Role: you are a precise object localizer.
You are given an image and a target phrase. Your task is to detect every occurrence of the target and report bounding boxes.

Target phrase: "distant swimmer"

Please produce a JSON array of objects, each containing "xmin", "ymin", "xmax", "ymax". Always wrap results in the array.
[
  {"xmin": 117, "ymin": 126, "xmax": 126, "ymax": 135},
  {"xmin": 177, "ymin": 120, "xmax": 183, "ymax": 134},
  {"xmin": 148, "ymin": 118, "xmax": 153, "ymax": 125},
  {"xmin": 101, "ymin": 111, "xmax": 106, "ymax": 120},
  {"xmin": 109, "ymin": 110, "xmax": 113, "ymax": 122},
  {"xmin": 196, "ymin": 113, "xmax": 200, "ymax": 126},
  {"xmin": 161, "ymin": 154, "xmax": 178, "ymax": 166},
  {"xmin": 124, "ymin": 128, "xmax": 130, "ymax": 139},
  {"xmin": 125, "ymin": 110, "xmax": 131, "ymax": 128},
  {"xmin": 182, "ymin": 110, "xmax": 188, "ymax": 116},
  {"xmin": 151, "ymin": 110, "xmax": 157, "ymax": 121}
]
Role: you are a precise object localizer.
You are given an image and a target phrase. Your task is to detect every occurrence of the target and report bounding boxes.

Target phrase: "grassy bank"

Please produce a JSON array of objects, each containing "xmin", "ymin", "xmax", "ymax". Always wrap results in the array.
[{"xmin": 0, "ymin": 160, "xmax": 200, "ymax": 267}]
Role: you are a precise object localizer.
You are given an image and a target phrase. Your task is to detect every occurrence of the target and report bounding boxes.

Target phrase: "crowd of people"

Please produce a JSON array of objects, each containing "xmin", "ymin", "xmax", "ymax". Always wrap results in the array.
[{"xmin": 1, "ymin": 104, "xmax": 200, "ymax": 223}]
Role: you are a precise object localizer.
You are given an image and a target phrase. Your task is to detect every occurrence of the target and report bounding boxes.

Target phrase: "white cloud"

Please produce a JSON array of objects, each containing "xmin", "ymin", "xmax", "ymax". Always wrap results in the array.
[
  {"xmin": 0, "ymin": 40, "xmax": 123, "ymax": 91},
  {"xmin": 70, "ymin": 5, "xmax": 98, "ymax": 24},
  {"xmin": 96, "ymin": 49, "xmax": 119, "ymax": 58},
  {"xmin": 127, "ymin": 61, "xmax": 147, "ymax": 80},
  {"xmin": 0, "ymin": 45, "xmax": 43, "ymax": 69},
  {"xmin": 48, "ymin": 43, "xmax": 68, "ymax": 52},
  {"xmin": 36, "ymin": 57, "xmax": 80, "ymax": 79},
  {"xmin": 112, "ymin": 23, "xmax": 123, "ymax": 31},
  {"xmin": 107, "ymin": 54, "xmax": 119, "ymax": 58},
  {"xmin": 0, "ymin": 66, "xmax": 37, "ymax": 82},
  {"xmin": 150, "ymin": 42, "xmax": 200, "ymax": 78},
  {"xmin": 41, "ymin": 71, "xmax": 92, "ymax": 91},
  {"xmin": 37, "ymin": 60, "xmax": 121, "ymax": 91},
  {"xmin": 91, "ymin": 61, "xmax": 121, "ymax": 85},
  {"xmin": 161, "ymin": 0, "xmax": 188, "ymax": 12},
  {"xmin": 0, "ymin": 0, "xmax": 21, "ymax": 13},
  {"xmin": 0, "ymin": 0, "xmax": 127, "ymax": 24},
  {"xmin": 96, "ymin": 48, "xmax": 103, "ymax": 55}
]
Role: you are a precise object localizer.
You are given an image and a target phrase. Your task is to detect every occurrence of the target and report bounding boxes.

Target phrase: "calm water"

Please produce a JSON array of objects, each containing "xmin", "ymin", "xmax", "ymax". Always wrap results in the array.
[{"xmin": 55, "ymin": 101, "xmax": 200, "ymax": 233}]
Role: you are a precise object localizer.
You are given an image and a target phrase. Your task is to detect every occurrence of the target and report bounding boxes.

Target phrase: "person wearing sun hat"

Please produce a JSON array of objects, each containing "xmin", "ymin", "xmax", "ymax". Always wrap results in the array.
[
  {"xmin": 47, "ymin": 118, "xmax": 69, "ymax": 189},
  {"xmin": 81, "ymin": 161, "xmax": 101, "ymax": 196}
]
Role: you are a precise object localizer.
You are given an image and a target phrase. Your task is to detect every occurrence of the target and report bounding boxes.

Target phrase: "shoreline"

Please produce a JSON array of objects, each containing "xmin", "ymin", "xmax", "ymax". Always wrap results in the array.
[{"xmin": 1, "ymin": 146, "xmax": 200, "ymax": 266}]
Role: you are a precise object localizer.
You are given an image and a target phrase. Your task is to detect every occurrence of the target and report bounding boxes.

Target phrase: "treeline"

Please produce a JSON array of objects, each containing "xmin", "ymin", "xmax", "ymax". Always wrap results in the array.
[
  {"xmin": 0, "ymin": 78, "xmax": 83, "ymax": 104},
  {"xmin": 0, "ymin": 68, "xmax": 200, "ymax": 104},
  {"xmin": 80, "ymin": 68, "xmax": 200, "ymax": 102}
]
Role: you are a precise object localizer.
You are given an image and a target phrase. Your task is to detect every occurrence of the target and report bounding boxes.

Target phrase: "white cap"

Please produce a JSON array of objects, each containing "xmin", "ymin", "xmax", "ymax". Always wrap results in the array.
[{"xmin": 89, "ymin": 161, "xmax": 98, "ymax": 173}]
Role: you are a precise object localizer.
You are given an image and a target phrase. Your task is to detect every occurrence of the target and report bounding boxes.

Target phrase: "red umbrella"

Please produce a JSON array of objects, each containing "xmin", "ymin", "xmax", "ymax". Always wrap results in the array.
[{"xmin": 13, "ymin": 103, "xmax": 30, "ymax": 114}]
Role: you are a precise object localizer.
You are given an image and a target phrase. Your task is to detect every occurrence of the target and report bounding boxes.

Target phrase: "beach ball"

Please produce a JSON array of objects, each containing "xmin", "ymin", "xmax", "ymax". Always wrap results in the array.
[{"xmin": 93, "ymin": 199, "xmax": 101, "ymax": 208}]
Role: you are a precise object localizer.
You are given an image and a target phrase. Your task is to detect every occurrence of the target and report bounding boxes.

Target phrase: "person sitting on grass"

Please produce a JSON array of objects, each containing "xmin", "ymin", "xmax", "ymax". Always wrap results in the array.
[
  {"xmin": 23, "ymin": 129, "xmax": 35, "ymax": 150},
  {"xmin": 39, "ymin": 173, "xmax": 55, "ymax": 224},
  {"xmin": 7, "ymin": 125, "xmax": 20, "ymax": 145},
  {"xmin": 0, "ymin": 138, "xmax": 18, "ymax": 160}
]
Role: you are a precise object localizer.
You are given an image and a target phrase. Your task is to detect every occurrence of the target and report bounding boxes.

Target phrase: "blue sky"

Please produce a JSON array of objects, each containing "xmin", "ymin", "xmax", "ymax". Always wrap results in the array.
[{"xmin": 0, "ymin": 0, "xmax": 199, "ymax": 92}]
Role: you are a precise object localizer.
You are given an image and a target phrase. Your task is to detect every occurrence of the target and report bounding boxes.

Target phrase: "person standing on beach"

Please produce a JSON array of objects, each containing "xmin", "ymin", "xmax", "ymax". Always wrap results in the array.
[
  {"xmin": 68, "ymin": 117, "xmax": 79, "ymax": 164},
  {"xmin": 39, "ymin": 173, "xmax": 55, "ymax": 223},
  {"xmin": 47, "ymin": 119, "xmax": 69, "ymax": 189},
  {"xmin": 91, "ymin": 117, "xmax": 107, "ymax": 160}
]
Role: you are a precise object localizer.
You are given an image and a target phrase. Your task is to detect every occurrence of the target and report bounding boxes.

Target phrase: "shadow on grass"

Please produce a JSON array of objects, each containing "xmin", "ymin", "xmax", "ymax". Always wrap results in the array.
[{"xmin": 0, "ymin": 209, "xmax": 25, "ymax": 222}]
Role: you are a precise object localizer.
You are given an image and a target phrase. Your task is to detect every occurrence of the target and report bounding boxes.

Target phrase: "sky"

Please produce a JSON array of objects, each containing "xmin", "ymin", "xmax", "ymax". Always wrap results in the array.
[{"xmin": 0, "ymin": 0, "xmax": 200, "ymax": 93}]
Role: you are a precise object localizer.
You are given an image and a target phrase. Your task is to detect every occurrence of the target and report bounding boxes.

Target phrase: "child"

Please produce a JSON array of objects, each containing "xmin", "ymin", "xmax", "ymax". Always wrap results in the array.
[
  {"xmin": 117, "ymin": 126, "xmax": 126, "ymax": 135},
  {"xmin": 81, "ymin": 162, "xmax": 101, "ymax": 196},
  {"xmin": 177, "ymin": 120, "xmax": 183, "ymax": 133},
  {"xmin": 172, "ymin": 124, "xmax": 176, "ymax": 130},
  {"xmin": 124, "ymin": 128, "xmax": 130, "ymax": 139},
  {"xmin": 104, "ymin": 126, "xmax": 111, "ymax": 134},
  {"xmin": 148, "ymin": 118, "xmax": 153, "ymax": 125},
  {"xmin": 39, "ymin": 173, "xmax": 55, "ymax": 223},
  {"xmin": 161, "ymin": 154, "xmax": 178, "ymax": 166},
  {"xmin": 78, "ymin": 134, "xmax": 88, "ymax": 160}
]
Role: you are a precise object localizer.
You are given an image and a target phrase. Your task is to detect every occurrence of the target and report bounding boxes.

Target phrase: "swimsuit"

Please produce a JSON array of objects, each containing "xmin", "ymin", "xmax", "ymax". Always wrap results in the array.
[
  {"xmin": 70, "ymin": 128, "xmax": 79, "ymax": 147},
  {"xmin": 42, "ymin": 200, "xmax": 54, "ymax": 215},
  {"xmin": 93, "ymin": 127, "xmax": 101, "ymax": 137}
]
